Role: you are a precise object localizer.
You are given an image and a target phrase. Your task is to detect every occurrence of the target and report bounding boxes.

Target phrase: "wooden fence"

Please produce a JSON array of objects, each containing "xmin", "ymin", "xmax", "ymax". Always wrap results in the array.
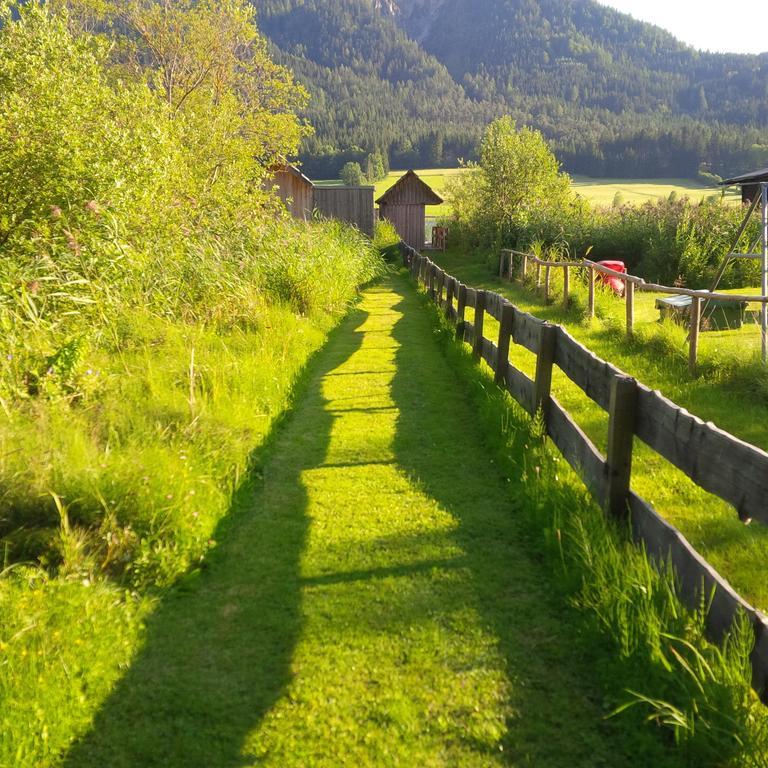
[
  {"xmin": 400, "ymin": 243, "xmax": 768, "ymax": 703},
  {"xmin": 499, "ymin": 249, "xmax": 768, "ymax": 375}
]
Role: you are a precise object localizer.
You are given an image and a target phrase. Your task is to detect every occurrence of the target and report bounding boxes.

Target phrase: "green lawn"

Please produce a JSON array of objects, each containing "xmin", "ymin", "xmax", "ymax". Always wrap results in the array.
[
  {"xmin": 59, "ymin": 275, "xmax": 687, "ymax": 767},
  {"xmin": 431, "ymin": 247, "xmax": 768, "ymax": 615},
  {"xmin": 570, "ymin": 175, "xmax": 740, "ymax": 206},
  {"xmin": 315, "ymin": 169, "xmax": 740, "ymax": 212}
]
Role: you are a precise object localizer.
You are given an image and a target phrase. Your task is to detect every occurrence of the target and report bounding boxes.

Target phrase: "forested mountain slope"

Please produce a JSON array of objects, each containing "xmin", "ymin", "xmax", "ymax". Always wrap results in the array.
[{"xmin": 257, "ymin": 0, "xmax": 768, "ymax": 179}]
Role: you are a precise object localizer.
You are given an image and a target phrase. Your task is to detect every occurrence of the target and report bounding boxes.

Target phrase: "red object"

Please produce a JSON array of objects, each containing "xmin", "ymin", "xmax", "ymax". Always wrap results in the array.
[{"xmin": 596, "ymin": 260, "xmax": 627, "ymax": 296}]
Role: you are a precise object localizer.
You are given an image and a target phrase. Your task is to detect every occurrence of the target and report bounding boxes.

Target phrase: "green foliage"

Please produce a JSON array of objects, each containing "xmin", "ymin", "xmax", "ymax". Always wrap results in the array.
[
  {"xmin": 373, "ymin": 218, "xmax": 400, "ymax": 262},
  {"xmin": 339, "ymin": 161, "xmax": 365, "ymax": 186},
  {"xmin": 448, "ymin": 117, "xmax": 573, "ymax": 249},
  {"xmin": 512, "ymin": 194, "xmax": 761, "ymax": 288},
  {"xmin": 258, "ymin": 0, "xmax": 768, "ymax": 179},
  {"xmin": 0, "ymin": 3, "xmax": 384, "ymax": 584}
]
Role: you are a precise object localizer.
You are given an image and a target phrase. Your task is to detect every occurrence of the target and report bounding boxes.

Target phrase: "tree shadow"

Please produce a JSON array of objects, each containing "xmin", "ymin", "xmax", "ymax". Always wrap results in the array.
[{"xmin": 62, "ymin": 308, "xmax": 369, "ymax": 768}]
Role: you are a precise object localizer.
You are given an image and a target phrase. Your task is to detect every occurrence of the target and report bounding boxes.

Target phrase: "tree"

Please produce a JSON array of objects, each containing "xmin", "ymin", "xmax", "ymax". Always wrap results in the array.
[
  {"xmin": 340, "ymin": 161, "xmax": 364, "ymax": 186},
  {"xmin": 448, "ymin": 116, "xmax": 573, "ymax": 247}
]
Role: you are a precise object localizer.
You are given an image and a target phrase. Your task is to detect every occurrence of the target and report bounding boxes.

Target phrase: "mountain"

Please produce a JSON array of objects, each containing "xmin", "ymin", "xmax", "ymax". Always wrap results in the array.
[{"xmin": 256, "ymin": 0, "xmax": 768, "ymax": 179}]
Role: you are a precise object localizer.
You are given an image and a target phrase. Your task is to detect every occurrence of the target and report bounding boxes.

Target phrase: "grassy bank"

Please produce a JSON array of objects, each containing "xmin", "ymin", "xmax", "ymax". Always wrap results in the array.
[{"xmin": 431, "ymin": 245, "xmax": 768, "ymax": 616}]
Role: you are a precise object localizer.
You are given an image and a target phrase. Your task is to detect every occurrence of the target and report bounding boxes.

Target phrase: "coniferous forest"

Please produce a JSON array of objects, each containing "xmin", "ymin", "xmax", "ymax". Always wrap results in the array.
[{"xmin": 257, "ymin": 0, "xmax": 768, "ymax": 179}]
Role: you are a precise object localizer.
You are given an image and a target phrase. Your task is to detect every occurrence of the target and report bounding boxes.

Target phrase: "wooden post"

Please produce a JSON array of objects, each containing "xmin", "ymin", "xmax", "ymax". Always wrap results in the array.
[
  {"xmin": 625, "ymin": 280, "xmax": 635, "ymax": 337},
  {"xmin": 499, "ymin": 250, "xmax": 507, "ymax": 278},
  {"xmin": 419, "ymin": 257, "xmax": 427, "ymax": 285},
  {"xmin": 429, "ymin": 264, "xmax": 437, "ymax": 300},
  {"xmin": 689, "ymin": 296, "xmax": 701, "ymax": 376},
  {"xmin": 520, "ymin": 253, "xmax": 528, "ymax": 283},
  {"xmin": 534, "ymin": 323, "xmax": 557, "ymax": 418},
  {"xmin": 544, "ymin": 265, "xmax": 551, "ymax": 302},
  {"xmin": 536, "ymin": 263, "xmax": 542, "ymax": 289},
  {"xmin": 456, "ymin": 284, "xmax": 467, "ymax": 340},
  {"xmin": 605, "ymin": 375, "xmax": 638, "ymax": 518},
  {"xmin": 445, "ymin": 278, "xmax": 455, "ymax": 319},
  {"xmin": 588, "ymin": 266, "xmax": 595, "ymax": 318},
  {"xmin": 495, "ymin": 301, "xmax": 515, "ymax": 384},
  {"xmin": 436, "ymin": 270, "xmax": 445, "ymax": 306},
  {"xmin": 473, "ymin": 290, "xmax": 486, "ymax": 358},
  {"xmin": 562, "ymin": 265, "xmax": 570, "ymax": 307},
  {"xmin": 508, "ymin": 251, "xmax": 515, "ymax": 281}
]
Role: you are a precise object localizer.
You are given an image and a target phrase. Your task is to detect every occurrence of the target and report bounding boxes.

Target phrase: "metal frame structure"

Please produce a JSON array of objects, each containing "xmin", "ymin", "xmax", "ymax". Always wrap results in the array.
[{"xmin": 715, "ymin": 171, "xmax": 768, "ymax": 362}]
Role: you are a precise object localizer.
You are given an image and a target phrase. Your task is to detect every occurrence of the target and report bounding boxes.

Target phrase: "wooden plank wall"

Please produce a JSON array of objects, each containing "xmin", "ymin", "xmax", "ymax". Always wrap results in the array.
[
  {"xmin": 313, "ymin": 187, "xmax": 375, "ymax": 237},
  {"xmin": 380, "ymin": 203, "xmax": 426, "ymax": 250},
  {"xmin": 272, "ymin": 172, "xmax": 313, "ymax": 220},
  {"xmin": 403, "ymin": 244, "xmax": 768, "ymax": 704}
]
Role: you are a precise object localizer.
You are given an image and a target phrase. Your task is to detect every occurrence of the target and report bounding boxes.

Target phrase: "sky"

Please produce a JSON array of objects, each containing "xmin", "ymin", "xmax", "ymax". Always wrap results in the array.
[{"xmin": 597, "ymin": 1, "xmax": 767, "ymax": 54}]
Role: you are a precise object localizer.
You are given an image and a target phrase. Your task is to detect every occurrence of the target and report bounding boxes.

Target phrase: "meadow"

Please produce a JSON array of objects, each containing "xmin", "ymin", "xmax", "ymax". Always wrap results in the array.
[{"xmin": 316, "ymin": 168, "xmax": 740, "ymax": 211}]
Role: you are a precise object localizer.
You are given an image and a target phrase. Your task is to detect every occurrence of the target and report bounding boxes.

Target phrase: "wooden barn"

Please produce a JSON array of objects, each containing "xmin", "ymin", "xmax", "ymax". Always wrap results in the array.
[
  {"xmin": 268, "ymin": 164, "xmax": 314, "ymax": 220},
  {"xmin": 314, "ymin": 186, "xmax": 375, "ymax": 237},
  {"xmin": 376, "ymin": 170, "xmax": 443, "ymax": 249}
]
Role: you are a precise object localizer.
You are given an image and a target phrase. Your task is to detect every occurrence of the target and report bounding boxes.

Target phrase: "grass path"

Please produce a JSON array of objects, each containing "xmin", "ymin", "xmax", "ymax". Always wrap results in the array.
[{"xmin": 62, "ymin": 274, "xmax": 678, "ymax": 766}]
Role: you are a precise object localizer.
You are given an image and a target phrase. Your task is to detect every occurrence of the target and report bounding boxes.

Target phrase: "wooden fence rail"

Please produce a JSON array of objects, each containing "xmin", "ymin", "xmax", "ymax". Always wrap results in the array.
[
  {"xmin": 499, "ymin": 248, "xmax": 768, "ymax": 375},
  {"xmin": 400, "ymin": 243, "xmax": 768, "ymax": 703}
]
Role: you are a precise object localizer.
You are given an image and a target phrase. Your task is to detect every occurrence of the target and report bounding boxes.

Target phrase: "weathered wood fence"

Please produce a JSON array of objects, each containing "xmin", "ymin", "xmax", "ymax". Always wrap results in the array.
[
  {"xmin": 400, "ymin": 243, "xmax": 768, "ymax": 703},
  {"xmin": 499, "ymin": 249, "xmax": 768, "ymax": 376}
]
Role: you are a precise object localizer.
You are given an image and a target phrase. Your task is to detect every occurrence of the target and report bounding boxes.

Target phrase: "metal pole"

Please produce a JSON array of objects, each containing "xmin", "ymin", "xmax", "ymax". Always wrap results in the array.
[{"xmin": 762, "ymin": 183, "xmax": 768, "ymax": 363}]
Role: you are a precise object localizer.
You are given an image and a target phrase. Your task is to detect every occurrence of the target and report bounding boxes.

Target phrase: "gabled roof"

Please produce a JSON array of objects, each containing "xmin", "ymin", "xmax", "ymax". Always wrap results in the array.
[
  {"xmin": 720, "ymin": 167, "xmax": 768, "ymax": 186},
  {"xmin": 269, "ymin": 163, "xmax": 314, "ymax": 188},
  {"xmin": 376, "ymin": 169, "xmax": 443, "ymax": 205}
]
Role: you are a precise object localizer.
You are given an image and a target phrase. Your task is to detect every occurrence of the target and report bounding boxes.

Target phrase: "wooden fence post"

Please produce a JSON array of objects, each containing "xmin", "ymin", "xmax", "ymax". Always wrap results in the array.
[
  {"xmin": 625, "ymin": 280, "xmax": 635, "ymax": 337},
  {"xmin": 520, "ymin": 253, "xmax": 528, "ymax": 282},
  {"xmin": 689, "ymin": 296, "xmax": 701, "ymax": 376},
  {"xmin": 563, "ymin": 265, "xmax": 570, "ymax": 307},
  {"xmin": 588, "ymin": 266, "xmax": 595, "ymax": 318},
  {"xmin": 456, "ymin": 284, "xmax": 467, "ymax": 340},
  {"xmin": 495, "ymin": 301, "xmax": 515, "ymax": 385},
  {"xmin": 429, "ymin": 263, "xmax": 437, "ymax": 299},
  {"xmin": 605, "ymin": 375, "xmax": 638, "ymax": 518},
  {"xmin": 445, "ymin": 278, "xmax": 455, "ymax": 319},
  {"xmin": 534, "ymin": 324, "xmax": 557, "ymax": 417},
  {"xmin": 499, "ymin": 250, "xmax": 508, "ymax": 278},
  {"xmin": 544, "ymin": 265, "xmax": 551, "ymax": 302},
  {"xmin": 436, "ymin": 270, "xmax": 445, "ymax": 306},
  {"xmin": 536, "ymin": 262, "xmax": 542, "ymax": 289},
  {"xmin": 508, "ymin": 252, "xmax": 515, "ymax": 281},
  {"xmin": 419, "ymin": 256, "xmax": 427, "ymax": 285},
  {"xmin": 473, "ymin": 290, "xmax": 486, "ymax": 358}
]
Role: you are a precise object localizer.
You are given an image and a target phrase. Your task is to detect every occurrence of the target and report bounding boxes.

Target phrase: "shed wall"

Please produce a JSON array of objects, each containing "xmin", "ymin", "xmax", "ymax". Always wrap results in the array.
[
  {"xmin": 380, "ymin": 203, "xmax": 425, "ymax": 249},
  {"xmin": 273, "ymin": 171, "xmax": 313, "ymax": 220},
  {"xmin": 314, "ymin": 187, "xmax": 375, "ymax": 237}
]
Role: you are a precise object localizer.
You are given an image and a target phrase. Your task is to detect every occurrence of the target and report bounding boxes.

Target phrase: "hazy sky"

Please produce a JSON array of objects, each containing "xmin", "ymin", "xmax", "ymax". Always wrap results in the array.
[{"xmin": 597, "ymin": 1, "xmax": 767, "ymax": 54}]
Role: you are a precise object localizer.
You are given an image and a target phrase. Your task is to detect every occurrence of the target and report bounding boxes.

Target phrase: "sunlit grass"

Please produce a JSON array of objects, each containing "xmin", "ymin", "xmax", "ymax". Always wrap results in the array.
[{"xmin": 433, "ymin": 246, "xmax": 768, "ymax": 614}]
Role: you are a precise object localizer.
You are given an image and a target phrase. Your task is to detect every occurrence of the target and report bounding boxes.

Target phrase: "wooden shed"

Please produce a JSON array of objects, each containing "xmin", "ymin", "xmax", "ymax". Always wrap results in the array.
[
  {"xmin": 722, "ymin": 166, "xmax": 768, "ymax": 205},
  {"xmin": 376, "ymin": 170, "xmax": 443, "ymax": 250},
  {"xmin": 314, "ymin": 186, "xmax": 375, "ymax": 237},
  {"xmin": 268, "ymin": 164, "xmax": 314, "ymax": 220}
]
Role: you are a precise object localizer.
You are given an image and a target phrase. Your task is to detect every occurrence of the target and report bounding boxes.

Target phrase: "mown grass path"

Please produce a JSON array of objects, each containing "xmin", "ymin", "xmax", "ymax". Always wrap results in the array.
[{"xmin": 63, "ymin": 274, "xmax": 675, "ymax": 767}]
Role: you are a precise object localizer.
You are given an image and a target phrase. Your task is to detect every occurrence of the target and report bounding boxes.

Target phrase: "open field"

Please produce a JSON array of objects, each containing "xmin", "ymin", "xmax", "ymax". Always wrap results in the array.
[
  {"xmin": 315, "ymin": 169, "xmax": 741, "ymax": 211},
  {"xmin": 570, "ymin": 175, "xmax": 740, "ymax": 206},
  {"xmin": 431, "ymin": 246, "xmax": 768, "ymax": 615}
]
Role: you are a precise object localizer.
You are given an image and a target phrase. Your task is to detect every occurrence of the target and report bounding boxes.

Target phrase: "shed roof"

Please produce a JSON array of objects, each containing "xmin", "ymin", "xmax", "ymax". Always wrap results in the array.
[
  {"xmin": 269, "ymin": 163, "xmax": 314, "ymax": 188},
  {"xmin": 720, "ymin": 167, "xmax": 768, "ymax": 186},
  {"xmin": 376, "ymin": 169, "xmax": 443, "ymax": 205}
]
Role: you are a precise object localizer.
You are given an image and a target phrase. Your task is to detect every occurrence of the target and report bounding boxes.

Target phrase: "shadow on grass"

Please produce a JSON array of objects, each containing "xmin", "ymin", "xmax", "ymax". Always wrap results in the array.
[
  {"xmin": 386, "ymin": 278, "xmax": 681, "ymax": 766},
  {"xmin": 62, "ymin": 309, "xmax": 369, "ymax": 768}
]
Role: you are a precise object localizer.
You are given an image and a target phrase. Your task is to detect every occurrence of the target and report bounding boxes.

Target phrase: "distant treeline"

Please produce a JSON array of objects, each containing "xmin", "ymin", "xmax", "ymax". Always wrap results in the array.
[{"xmin": 258, "ymin": 0, "xmax": 768, "ymax": 180}]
